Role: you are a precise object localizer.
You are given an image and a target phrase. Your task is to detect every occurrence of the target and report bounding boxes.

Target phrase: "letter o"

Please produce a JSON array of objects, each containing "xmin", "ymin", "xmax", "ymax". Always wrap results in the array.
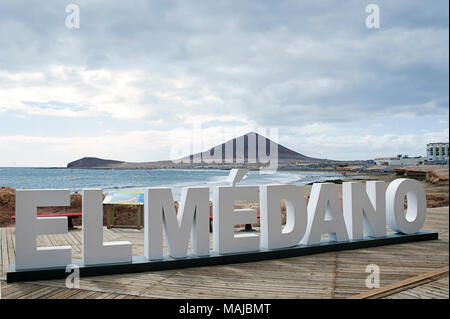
[{"xmin": 386, "ymin": 178, "xmax": 427, "ymax": 234}]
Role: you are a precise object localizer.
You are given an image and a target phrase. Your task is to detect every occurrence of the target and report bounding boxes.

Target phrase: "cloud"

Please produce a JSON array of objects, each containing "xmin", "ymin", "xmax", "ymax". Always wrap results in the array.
[
  {"xmin": 0, "ymin": 66, "xmax": 149, "ymax": 119},
  {"xmin": 0, "ymin": 0, "xmax": 448, "ymax": 165},
  {"xmin": 279, "ymin": 127, "xmax": 449, "ymax": 160},
  {"xmin": 1, "ymin": 1, "xmax": 447, "ymax": 121}
]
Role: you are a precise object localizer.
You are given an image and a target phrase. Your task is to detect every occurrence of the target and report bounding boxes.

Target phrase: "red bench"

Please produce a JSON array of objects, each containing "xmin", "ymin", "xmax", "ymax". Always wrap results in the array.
[
  {"xmin": 12, "ymin": 212, "xmax": 82, "ymax": 229},
  {"xmin": 209, "ymin": 214, "xmax": 261, "ymax": 232},
  {"xmin": 13, "ymin": 212, "xmax": 259, "ymax": 232}
]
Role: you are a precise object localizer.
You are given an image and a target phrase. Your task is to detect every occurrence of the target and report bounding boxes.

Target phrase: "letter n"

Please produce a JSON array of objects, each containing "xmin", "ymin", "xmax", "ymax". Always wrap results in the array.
[{"xmin": 343, "ymin": 181, "xmax": 386, "ymax": 240}]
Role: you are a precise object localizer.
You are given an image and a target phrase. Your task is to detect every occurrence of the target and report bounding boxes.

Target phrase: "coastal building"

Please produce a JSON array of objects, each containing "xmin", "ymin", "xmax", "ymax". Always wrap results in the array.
[
  {"xmin": 427, "ymin": 142, "xmax": 449, "ymax": 163},
  {"xmin": 374, "ymin": 155, "xmax": 425, "ymax": 166}
]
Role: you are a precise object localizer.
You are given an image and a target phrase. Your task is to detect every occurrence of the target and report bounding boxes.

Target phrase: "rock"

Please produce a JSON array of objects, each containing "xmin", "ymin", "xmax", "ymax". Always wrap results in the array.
[
  {"xmin": 426, "ymin": 193, "xmax": 449, "ymax": 208},
  {"xmin": 394, "ymin": 165, "xmax": 449, "ymax": 184},
  {"xmin": 67, "ymin": 157, "xmax": 124, "ymax": 168}
]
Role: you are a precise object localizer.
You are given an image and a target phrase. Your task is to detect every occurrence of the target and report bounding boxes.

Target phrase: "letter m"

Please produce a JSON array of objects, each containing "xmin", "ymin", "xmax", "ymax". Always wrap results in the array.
[{"xmin": 144, "ymin": 187, "xmax": 210, "ymax": 259}]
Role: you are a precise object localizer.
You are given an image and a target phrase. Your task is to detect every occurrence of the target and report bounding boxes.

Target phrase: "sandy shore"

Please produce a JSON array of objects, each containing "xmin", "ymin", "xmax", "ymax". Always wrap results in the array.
[{"xmin": 1, "ymin": 166, "xmax": 448, "ymax": 228}]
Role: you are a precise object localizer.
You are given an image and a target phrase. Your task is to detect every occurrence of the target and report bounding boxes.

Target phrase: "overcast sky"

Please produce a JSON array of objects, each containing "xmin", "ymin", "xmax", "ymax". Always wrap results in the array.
[{"xmin": 0, "ymin": 0, "xmax": 448, "ymax": 166}]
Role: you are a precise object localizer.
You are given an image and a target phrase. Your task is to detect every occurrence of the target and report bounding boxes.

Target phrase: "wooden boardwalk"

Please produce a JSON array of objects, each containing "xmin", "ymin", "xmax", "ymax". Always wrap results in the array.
[{"xmin": 1, "ymin": 207, "xmax": 448, "ymax": 299}]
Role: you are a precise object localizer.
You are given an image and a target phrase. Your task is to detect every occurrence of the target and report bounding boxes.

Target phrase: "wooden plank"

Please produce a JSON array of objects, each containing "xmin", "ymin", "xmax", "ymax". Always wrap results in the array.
[
  {"xmin": 19, "ymin": 286, "xmax": 61, "ymax": 299},
  {"xmin": 384, "ymin": 276, "xmax": 449, "ymax": 299},
  {"xmin": 2, "ymin": 284, "xmax": 43, "ymax": 299},
  {"xmin": 348, "ymin": 266, "xmax": 449, "ymax": 299},
  {"xmin": 46, "ymin": 287, "xmax": 81, "ymax": 299},
  {"xmin": 7, "ymin": 227, "xmax": 15, "ymax": 266},
  {"xmin": 1, "ymin": 228, "xmax": 9, "ymax": 277}
]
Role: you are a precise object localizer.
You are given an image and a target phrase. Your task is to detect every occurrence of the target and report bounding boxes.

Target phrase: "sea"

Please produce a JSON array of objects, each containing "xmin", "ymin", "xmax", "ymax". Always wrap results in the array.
[{"xmin": 0, "ymin": 167, "xmax": 343, "ymax": 200}]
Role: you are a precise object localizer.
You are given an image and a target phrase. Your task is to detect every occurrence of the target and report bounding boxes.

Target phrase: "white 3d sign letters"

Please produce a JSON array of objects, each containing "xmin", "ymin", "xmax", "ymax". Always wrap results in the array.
[
  {"xmin": 213, "ymin": 186, "xmax": 259, "ymax": 254},
  {"xmin": 386, "ymin": 178, "xmax": 427, "ymax": 234},
  {"xmin": 259, "ymin": 185, "xmax": 307, "ymax": 250},
  {"xmin": 144, "ymin": 187, "xmax": 210, "ymax": 260},
  {"xmin": 343, "ymin": 181, "xmax": 386, "ymax": 240},
  {"xmin": 15, "ymin": 189, "xmax": 72, "ymax": 270},
  {"xmin": 12, "ymin": 178, "xmax": 431, "ymax": 274},
  {"xmin": 302, "ymin": 183, "xmax": 349, "ymax": 245},
  {"xmin": 82, "ymin": 189, "xmax": 132, "ymax": 265}
]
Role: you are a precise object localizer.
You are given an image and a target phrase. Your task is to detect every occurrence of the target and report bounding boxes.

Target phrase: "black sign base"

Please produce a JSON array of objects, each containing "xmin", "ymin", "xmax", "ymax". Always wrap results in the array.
[{"xmin": 6, "ymin": 231, "xmax": 438, "ymax": 283}]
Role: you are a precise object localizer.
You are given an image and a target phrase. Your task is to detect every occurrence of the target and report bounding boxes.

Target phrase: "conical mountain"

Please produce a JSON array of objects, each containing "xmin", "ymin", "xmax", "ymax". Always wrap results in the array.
[
  {"xmin": 180, "ymin": 132, "xmax": 323, "ymax": 164},
  {"xmin": 67, "ymin": 132, "xmax": 325, "ymax": 169}
]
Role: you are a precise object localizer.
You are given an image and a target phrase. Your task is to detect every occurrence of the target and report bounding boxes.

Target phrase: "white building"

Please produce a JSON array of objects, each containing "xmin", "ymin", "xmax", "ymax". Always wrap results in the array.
[
  {"xmin": 427, "ymin": 142, "xmax": 449, "ymax": 162},
  {"xmin": 374, "ymin": 155, "xmax": 425, "ymax": 166}
]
